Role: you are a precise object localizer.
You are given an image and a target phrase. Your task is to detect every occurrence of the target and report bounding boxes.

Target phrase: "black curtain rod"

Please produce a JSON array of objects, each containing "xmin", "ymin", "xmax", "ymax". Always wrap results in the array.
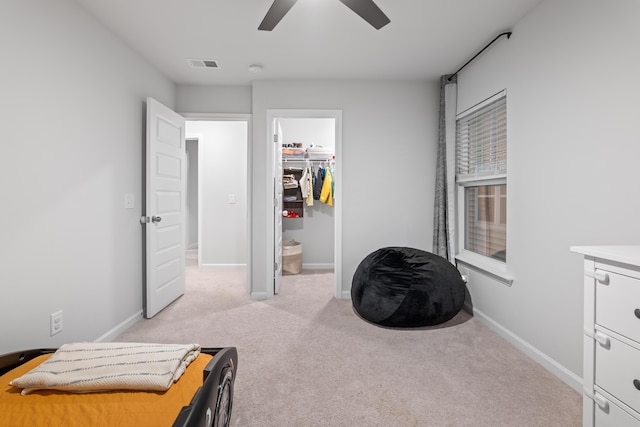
[{"xmin": 448, "ymin": 31, "xmax": 512, "ymax": 81}]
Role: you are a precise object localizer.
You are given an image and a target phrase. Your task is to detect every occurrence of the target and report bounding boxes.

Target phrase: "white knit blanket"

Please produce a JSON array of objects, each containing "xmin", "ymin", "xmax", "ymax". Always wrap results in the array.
[{"xmin": 10, "ymin": 342, "xmax": 201, "ymax": 395}]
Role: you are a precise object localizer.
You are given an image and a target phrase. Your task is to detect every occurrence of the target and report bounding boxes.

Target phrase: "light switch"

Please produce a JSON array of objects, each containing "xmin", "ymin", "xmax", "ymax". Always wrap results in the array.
[
  {"xmin": 125, "ymin": 193, "xmax": 135, "ymax": 209},
  {"xmin": 228, "ymin": 194, "xmax": 236, "ymax": 204}
]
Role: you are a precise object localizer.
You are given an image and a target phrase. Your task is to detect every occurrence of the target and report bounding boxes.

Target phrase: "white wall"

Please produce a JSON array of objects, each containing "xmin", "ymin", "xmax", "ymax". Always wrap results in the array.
[
  {"xmin": 251, "ymin": 80, "xmax": 439, "ymax": 299},
  {"xmin": 0, "ymin": 0, "xmax": 175, "ymax": 353},
  {"xmin": 185, "ymin": 121, "xmax": 248, "ymax": 267},
  {"xmin": 279, "ymin": 118, "xmax": 335, "ymax": 150},
  {"xmin": 176, "ymin": 85, "xmax": 252, "ymax": 115},
  {"xmin": 456, "ymin": 0, "xmax": 640, "ymax": 389},
  {"xmin": 186, "ymin": 139, "xmax": 199, "ymax": 248},
  {"xmin": 280, "ymin": 118, "xmax": 335, "ymax": 268}
]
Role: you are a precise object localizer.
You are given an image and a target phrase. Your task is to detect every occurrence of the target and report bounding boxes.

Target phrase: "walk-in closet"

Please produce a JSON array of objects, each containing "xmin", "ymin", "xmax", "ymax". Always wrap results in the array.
[{"xmin": 278, "ymin": 117, "xmax": 336, "ymax": 274}]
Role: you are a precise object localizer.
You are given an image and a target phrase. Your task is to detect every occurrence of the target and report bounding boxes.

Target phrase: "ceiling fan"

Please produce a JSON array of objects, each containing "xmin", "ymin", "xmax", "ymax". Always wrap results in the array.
[{"xmin": 259, "ymin": 0, "xmax": 390, "ymax": 31}]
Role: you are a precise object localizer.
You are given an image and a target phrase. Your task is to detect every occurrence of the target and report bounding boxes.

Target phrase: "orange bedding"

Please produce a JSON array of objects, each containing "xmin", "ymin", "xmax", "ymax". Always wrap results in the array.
[{"xmin": 0, "ymin": 352, "xmax": 213, "ymax": 427}]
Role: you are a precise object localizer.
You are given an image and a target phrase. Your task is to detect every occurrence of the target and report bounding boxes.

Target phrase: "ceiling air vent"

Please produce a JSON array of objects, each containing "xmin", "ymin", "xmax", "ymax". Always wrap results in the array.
[{"xmin": 187, "ymin": 59, "xmax": 221, "ymax": 69}]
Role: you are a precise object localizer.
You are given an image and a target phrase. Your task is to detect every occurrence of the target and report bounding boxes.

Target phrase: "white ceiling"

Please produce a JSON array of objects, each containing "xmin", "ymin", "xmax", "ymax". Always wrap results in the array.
[{"xmin": 72, "ymin": 0, "xmax": 543, "ymax": 86}]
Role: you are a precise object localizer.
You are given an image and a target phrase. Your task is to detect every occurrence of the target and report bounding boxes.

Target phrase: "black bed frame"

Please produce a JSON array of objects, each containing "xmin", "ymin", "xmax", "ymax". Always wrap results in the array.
[{"xmin": 0, "ymin": 346, "xmax": 238, "ymax": 427}]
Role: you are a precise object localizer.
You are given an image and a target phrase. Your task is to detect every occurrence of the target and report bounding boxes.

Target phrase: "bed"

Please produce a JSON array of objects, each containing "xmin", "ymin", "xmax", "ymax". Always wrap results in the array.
[{"xmin": 0, "ymin": 345, "xmax": 237, "ymax": 427}]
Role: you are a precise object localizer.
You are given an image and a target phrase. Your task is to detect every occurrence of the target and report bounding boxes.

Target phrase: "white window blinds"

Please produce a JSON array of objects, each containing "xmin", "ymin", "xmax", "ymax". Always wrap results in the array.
[{"xmin": 456, "ymin": 94, "xmax": 507, "ymax": 181}]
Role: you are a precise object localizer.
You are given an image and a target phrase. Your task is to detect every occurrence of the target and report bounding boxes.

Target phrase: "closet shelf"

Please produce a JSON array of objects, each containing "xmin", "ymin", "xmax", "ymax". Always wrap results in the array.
[{"xmin": 283, "ymin": 168, "xmax": 305, "ymax": 218}]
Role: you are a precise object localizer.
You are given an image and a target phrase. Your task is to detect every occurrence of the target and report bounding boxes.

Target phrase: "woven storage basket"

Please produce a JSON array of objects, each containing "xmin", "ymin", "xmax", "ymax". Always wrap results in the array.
[{"xmin": 283, "ymin": 240, "xmax": 302, "ymax": 275}]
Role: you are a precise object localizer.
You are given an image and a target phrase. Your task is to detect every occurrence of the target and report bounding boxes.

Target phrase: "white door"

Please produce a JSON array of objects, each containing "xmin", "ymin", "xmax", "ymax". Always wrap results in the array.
[
  {"xmin": 144, "ymin": 97, "xmax": 186, "ymax": 318},
  {"xmin": 273, "ymin": 119, "xmax": 283, "ymax": 294}
]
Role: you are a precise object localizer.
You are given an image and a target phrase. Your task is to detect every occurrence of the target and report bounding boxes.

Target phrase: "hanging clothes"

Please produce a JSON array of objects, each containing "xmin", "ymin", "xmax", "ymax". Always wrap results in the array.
[
  {"xmin": 313, "ymin": 166, "xmax": 325, "ymax": 200},
  {"xmin": 299, "ymin": 164, "xmax": 314, "ymax": 206},
  {"xmin": 330, "ymin": 163, "xmax": 334, "ymax": 199},
  {"xmin": 300, "ymin": 167, "xmax": 309, "ymax": 200},
  {"xmin": 305, "ymin": 165, "xmax": 314, "ymax": 206},
  {"xmin": 320, "ymin": 166, "xmax": 333, "ymax": 206}
]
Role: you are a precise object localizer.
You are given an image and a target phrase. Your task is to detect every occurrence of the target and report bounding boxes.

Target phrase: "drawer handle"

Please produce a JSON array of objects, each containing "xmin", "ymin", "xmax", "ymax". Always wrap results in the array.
[
  {"xmin": 594, "ymin": 270, "xmax": 609, "ymax": 285},
  {"xmin": 594, "ymin": 393, "xmax": 609, "ymax": 413},
  {"xmin": 594, "ymin": 331, "xmax": 611, "ymax": 349},
  {"xmin": 635, "ymin": 309, "xmax": 640, "ymax": 320},
  {"xmin": 634, "ymin": 379, "xmax": 640, "ymax": 391}
]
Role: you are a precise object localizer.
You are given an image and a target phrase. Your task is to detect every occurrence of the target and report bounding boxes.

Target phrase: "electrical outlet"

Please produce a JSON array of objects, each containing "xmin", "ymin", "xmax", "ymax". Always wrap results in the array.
[{"xmin": 50, "ymin": 311, "xmax": 63, "ymax": 336}]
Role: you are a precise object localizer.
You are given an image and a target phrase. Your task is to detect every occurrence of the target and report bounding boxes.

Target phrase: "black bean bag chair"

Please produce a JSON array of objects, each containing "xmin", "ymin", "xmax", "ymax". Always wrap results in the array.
[{"xmin": 351, "ymin": 247, "xmax": 466, "ymax": 327}]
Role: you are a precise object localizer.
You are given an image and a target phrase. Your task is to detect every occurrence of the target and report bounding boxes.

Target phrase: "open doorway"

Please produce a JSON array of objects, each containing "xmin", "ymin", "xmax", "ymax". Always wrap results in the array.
[
  {"xmin": 184, "ymin": 117, "xmax": 250, "ymax": 293},
  {"xmin": 279, "ymin": 117, "xmax": 335, "ymax": 267},
  {"xmin": 267, "ymin": 109, "xmax": 343, "ymax": 299}
]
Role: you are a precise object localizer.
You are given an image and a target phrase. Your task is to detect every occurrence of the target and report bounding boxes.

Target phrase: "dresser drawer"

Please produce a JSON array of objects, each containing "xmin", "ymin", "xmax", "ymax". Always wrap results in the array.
[
  {"xmin": 596, "ymin": 333, "xmax": 640, "ymax": 413},
  {"xmin": 596, "ymin": 270, "xmax": 640, "ymax": 344},
  {"xmin": 594, "ymin": 392, "xmax": 640, "ymax": 427}
]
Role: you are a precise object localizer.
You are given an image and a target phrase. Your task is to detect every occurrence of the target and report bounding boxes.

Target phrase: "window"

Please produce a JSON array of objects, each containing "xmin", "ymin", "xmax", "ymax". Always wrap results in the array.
[{"xmin": 456, "ymin": 91, "xmax": 507, "ymax": 263}]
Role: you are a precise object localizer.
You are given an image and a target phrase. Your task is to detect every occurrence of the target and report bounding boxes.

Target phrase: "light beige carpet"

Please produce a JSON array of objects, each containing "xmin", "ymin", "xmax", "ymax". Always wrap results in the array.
[{"xmin": 116, "ymin": 266, "xmax": 581, "ymax": 426}]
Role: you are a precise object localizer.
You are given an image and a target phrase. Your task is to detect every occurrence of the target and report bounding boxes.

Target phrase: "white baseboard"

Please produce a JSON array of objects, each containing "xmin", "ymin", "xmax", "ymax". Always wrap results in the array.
[
  {"xmin": 200, "ymin": 263, "xmax": 247, "ymax": 269},
  {"xmin": 250, "ymin": 291, "xmax": 269, "ymax": 300},
  {"xmin": 94, "ymin": 310, "xmax": 142, "ymax": 343},
  {"xmin": 340, "ymin": 290, "xmax": 351, "ymax": 300},
  {"xmin": 463, "ymin": 300, "xmax": 474, "ymax": 314},
  {"xmin": 302, "ymin": 263, "xmax": 334, "ymax": 270},
  {"xmin": 472, "ymin": 308, "xmax": 582, "ymax": 393}
]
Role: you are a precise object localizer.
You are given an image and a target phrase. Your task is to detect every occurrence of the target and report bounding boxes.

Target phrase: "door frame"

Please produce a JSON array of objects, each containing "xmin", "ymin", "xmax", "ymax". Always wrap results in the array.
[
  {"xmin": 265, "ymin": 109, "xmax": 343, "ymax": 299},
  {"xmin": 182, "ymin": 113, "xmax": 252, "ymax": 295},
  {"xmin": 273, "ymin": 118, "xmax": 283, "ymax": 295}
]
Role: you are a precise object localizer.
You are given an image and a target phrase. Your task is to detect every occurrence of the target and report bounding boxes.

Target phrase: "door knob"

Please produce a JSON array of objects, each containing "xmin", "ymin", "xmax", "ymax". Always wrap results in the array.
[{"xmin": 151, "ymin": 216, "xmax": 162, "ymax": 223}]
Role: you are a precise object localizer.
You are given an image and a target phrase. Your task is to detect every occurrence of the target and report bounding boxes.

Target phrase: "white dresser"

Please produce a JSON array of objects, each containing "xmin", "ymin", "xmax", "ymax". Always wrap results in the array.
[{"xmin": 572, "ymin": 246, "xmax": 640, "ymax": 426}]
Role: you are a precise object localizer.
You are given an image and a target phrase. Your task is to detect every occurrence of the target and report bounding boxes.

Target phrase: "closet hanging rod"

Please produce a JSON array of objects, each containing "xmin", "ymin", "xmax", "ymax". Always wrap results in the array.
[{"xmin": 448, "ymin": 31, "xmax": 512, "ymax": 81}]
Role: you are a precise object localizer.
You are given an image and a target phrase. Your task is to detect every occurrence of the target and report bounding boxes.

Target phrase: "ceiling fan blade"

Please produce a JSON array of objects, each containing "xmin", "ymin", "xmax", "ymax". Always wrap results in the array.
[
  {"xmin": 259, "ymin": 0, "xmax": 298, "ymax": 31},
  {"xmin": 338, "ymin": 0, "xmax": 390, "ymax": 29}
]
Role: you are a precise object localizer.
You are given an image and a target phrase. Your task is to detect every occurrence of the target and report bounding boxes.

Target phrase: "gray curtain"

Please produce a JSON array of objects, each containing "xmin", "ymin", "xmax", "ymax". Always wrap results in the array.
[{"xmin": 433, "ymin": 74, "xmax": 458, "ymax": 262}]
